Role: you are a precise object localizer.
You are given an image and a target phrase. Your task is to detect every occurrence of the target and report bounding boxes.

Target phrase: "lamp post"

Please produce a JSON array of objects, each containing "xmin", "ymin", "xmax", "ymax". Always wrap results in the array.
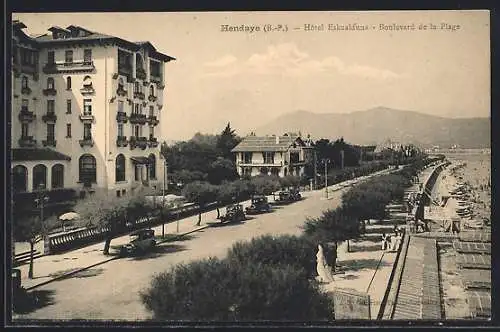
[
  {"xmin": 30, "ymin": 183, "xmax": 49, "ymax": 279},
  {"xmin": 322, "ymin": 158, "xmax": 330, "ymax": 199}
]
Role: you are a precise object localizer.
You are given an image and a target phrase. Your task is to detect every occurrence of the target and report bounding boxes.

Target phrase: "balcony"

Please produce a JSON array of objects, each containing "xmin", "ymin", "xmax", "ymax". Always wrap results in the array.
[
  {"xmin": 21, "ymin": 87, "xmax": 32, "ymax": 95},
  {"xmin": 80, "ymin": 84, "xmax": 95, "ymax": 96},
  {"xmin": 79, "ymin": 112, "xmax": 95, "ymax": 123},
  {"xmin": 116, "ymin": 136, "xmax": 128, "ymax": 147},
  {"xmin": 79, "ymin": 138, "xmax": 94, "ymax": 147},
  {"xmin": 43, "ymin": 61, "xmax": 95, "ymax": 74},
  {"xmin": 129, "ymin": 113, "xmax": 147, "ymax": 124},
  {"xmin": 18, "ymin": 136, "xmax": 37, "ymax": 147},
  {"xmin": 148, "ymin": 137, "xmax": 159, "ymax": 148},
  {"xmin": 18, "ymin": 109, "xmax": 36, "ymax": 122},
  {"xmin": 116, "ymin": 87, "xmax": 128, "ymax": 97},
  {"xmin": 238, "ymin": 161, "xmax": 283, "ymax": 167},
  {"xmin": 118, "ymin": 63, "xmax": 133, "ymax": 78},
  {"xmin": 42, "ymin": 112, "xmax": 57, "ymax": 123},
  {"xmin": 116, "ymin": 111, "xmax": 128, "ymax": 123},
  {"xmin": 42, "ymin": 139, "xmax": 57, "ymax": 147},
  {"xmin": 133, "ymin": 91, "xmax": 145, "ymax": 100},
  {"xmin": 129, "ymin": 136, "xmax": 148, "ymax": 150},
  {"xmin": 42, "ymin": 88, "xmax": 57, "ymax": 96},
  {"xmin": 136, "ymin": 67, "xmax": 147, "ymax": 80},
  {"xmin": 148, "ymin": 95, "xmax": 157, "ymax": 102},
  {"xmin": 147, "ymin": 115, "xmax": 159, "ymax": 126},
  {"xmin": 150, "ymin": 74, "xmax": 162, "ymax": 84}
]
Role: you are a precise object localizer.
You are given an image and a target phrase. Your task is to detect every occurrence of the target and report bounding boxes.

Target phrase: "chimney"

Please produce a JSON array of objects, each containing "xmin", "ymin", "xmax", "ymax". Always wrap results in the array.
[{"xmin": 276, "ymin": 135, "xmax": 280, "ymax": 144}]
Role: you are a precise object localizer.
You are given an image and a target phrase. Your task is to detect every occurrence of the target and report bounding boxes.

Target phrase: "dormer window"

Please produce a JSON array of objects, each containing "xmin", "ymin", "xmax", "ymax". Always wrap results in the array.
[{"xmin": 47, "ymin": 77, "xmax": 55, "ymax": 89}]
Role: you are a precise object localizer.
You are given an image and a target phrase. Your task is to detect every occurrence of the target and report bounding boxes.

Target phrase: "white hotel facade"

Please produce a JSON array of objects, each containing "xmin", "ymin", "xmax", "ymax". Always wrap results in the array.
[{"xmin": 11, "ymin": 21, "xmax": 175, "ymax": 197}]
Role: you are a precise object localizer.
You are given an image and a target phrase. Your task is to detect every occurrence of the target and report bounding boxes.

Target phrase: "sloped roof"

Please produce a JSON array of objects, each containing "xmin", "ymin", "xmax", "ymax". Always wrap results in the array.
[
  {"xmin": 12, "ymin": 148, "xmax": 71, "ymax": 161},
  {"xmin": 231, "ymin": 134, "xmax": 305, "ymax": 152}
]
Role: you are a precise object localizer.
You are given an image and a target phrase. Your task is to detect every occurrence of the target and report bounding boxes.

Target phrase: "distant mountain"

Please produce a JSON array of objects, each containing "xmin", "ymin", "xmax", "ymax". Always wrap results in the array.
[{"xmin": 255, "ymin": 107, "xmax": 490, "ymax": 148}]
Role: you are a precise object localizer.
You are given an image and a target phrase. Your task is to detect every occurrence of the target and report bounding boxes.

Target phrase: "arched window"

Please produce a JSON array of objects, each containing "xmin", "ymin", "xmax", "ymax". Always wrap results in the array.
[
  {"xmin": 83, "ymin": 75, "xmax": 92, "ymax": 88},
  {"xmin": 115, "ymin": 154, "xmax": 126, "ymax": 182},
  {"xmin": 79, "ymin": 154, "xmax": 97, "ymax": 184},
  {"xmin": 149, "ymin": 84, "xmax": 155, "ymax": 97},
  {"xmin": 134, "ymin": 81, "xmax": 140, "ymax": 93},
  {"xmin": 148, "ymin": 154, "xmax": 156, "ymax": 179},
  {"xmin": 21, "ymin": 76, "xmax": 28, "ymax": 89},
  {"xmin": 47, "ymin": 77, "xmax": 54, "ymax": 89},
  {"xmin": 33, "ymin": 164, "xmax": 48, "ymax": 190},
  {"xmin": 51, "ymin": 164, "xmax": 64, "ymax": 189},
  {"xmin": 12, "ymin": 165, "xmax": 28, "ymax": 193},
  {"xmin": 66, "ymin": 77, "xmax": 72, "ymax": 90}
]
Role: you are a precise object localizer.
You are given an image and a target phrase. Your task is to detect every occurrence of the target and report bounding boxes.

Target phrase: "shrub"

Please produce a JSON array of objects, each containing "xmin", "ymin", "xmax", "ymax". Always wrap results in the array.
[
  {"xmin": 227, "ymin": 234, "xmax": 334, "ymax": 278},
  {"xmin": 140, "ymin": 257, "xmax": 334, "ymax": 321}
]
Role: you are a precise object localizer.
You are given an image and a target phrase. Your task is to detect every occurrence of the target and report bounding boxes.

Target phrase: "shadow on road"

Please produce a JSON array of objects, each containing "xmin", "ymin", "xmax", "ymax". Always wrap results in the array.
[
  {"xmin": 337, "ymin": 258, "xmax": 391, "ymax": 272},
  {"xmin": 208, "ymin": 220, "xmax": 246, "ymax": 228},
  {"xmin": 128, "ymin": 243, "xmax": 187, "ymax": 261},
  {"xmin": 349, "ymin": 243, "xmax": 384, "ymax": 253},
  {"xmin": 13, "ymin": 289, "xmax": 56, "ymax": 314},
  {"xmin": 47, "ymin": 267, "xmax": 106, "ymax": 280}
]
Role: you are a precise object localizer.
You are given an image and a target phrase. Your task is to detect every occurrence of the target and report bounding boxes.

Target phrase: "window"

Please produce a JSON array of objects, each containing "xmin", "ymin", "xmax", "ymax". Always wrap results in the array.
[
  {"xmin": 134, "ymin": 125, "xmax": 140, "ymax": 137},
  {"xmin": 66, "ymin": 124, "xmax": 72, "ymax": 138},
  {"xmin": 84, "ymin": 49, "xmax": 92, "ymax": 63},
  {"xmin": 263, "ymin": 152, "xmax": 275, "ymax": 164},
  {"xmin": 47, "ymin": 77, "xmax": 54, "ymax": 89},
  {"xmin": 149, "ymin": 106, "xmax": 154, "ymax": 117},
  {"xmin": 83, "ymin": 75, "xmax": 92, "ymax": 87},
  {"xmin": 118, "ymin": 123, "xmax": 124, "ymax": 137},
  {"xmin": 149, "ymin": 85, "xmax": 155, "ymax": 97},
  {"xmin": 271, "ymin": 168, "xmax": 280, "ymax": 176},
  {"xmin": 79, "ymin": 154, "xmax": 97, "ymax": 183},
  {"xmin": 134, "ymin": 82, "xmax": 140, "ymax": 93},
  {"xmin": 33, "ymin": 164, "xmax": 48, "ymax": 190},
  {"xmin": 116, "ymin": 190, "xmax": 121, "ymax": 197},
  {"xmin": 118, "ymin": 78, "xmax": 124, "ymax": 90},
  {"xmin": 21, "ymin": 124, "xmax": 28, "ymax": 137},
  {"xmin": 83, "ymin": 123, "xmax": 92, "ymax": 139},
  {"xmin": 13, "ymin": 165, "xmax": 28, "ymax": 193},
  {"xmin": 243, "ymin": 152, "xmax": 252, "ymax": 164},
  {"xmin": 149, "ymin": 126, "xmax": 154, "ymax": 139},
  {"xmin": 150, "ymin": 60, "xmax": 160, "ymax": 77},
  {"xmin": 134, "ymin": 165, "xmax": 140, "ymax": 181},
  {"xmin": 115, "ymin": 154, "xmax": 126, "ymax": 182},
  {"xmin": 83, "ymin": 99, "xmax": 92, "ymax": 115},
  {"xmin": 66, "ymin": 99, "xmax": 72, "ymax": 114},
  {"xmin": 21, "ymin": 76, "xmax": 28, "ymax": 89},
  {"xmin": 47, "ymin": 100, "xmax": 55, "ymax": 114},
  {"xmin": 65, "ymin": 50, "xmax": 73, "ymax": 63},
  {"xmin": 21, "ymin": 99, "xmax": 29, "ymax": 110},
  {"xmin": 122, "ymin": 189, "xmax": 126, "ymax": 195},
  {"xmin": 47, "ymin": 124, "xmax": 55, "ymax": 140},
  {"xmin": 134, "ymin": 104, "xmax": 140, "ymax": 114},
  {"xmin": 118, "ymin": 101, "xmax": 124, "ymax": 113},
  {"xmin": 66, "ymin": 77, "xmax": 72, "ymax": 90},
  {"xmin": 51, "ymin": 164, "xmax": 64, "ymax": 189},
  {"xmin": 47, "ymin": 51, "xmax": 55, "ymax": 64},
  {"xmin": 149, "ymin": 154, "xmax": 156, "ymax": 179}
]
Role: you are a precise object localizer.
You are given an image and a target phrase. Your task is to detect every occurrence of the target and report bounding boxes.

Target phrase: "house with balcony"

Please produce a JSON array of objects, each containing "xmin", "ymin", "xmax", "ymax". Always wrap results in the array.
[
  {"xmin": 11, "ymin": 20, "xmax": 175, "ymax": 200},
  {"xmin": 231, "ymin": 133, "xmax": 315, "ymax": 178}
]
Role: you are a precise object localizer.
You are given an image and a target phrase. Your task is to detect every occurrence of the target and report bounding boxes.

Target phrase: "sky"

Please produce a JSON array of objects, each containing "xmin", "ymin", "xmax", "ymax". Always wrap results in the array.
[{"xmin": 13, "ymin": 11, "xmax": 490, "ymax": 140}]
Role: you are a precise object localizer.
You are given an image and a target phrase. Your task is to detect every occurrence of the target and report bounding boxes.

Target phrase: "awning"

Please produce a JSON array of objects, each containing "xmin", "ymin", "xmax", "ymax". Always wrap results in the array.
[
  {"xmin": 12, "ymin": 148, "xmax": 71, "ymax": 161},
  {"xmin": 131, "ymin": 156, "xmax": 150, "ymax": 164}
]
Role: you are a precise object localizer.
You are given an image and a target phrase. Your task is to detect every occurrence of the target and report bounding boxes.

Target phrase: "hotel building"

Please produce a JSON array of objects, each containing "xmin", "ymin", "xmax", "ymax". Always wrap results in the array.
[{"xmin": 11, "ymin": 21, "xmax": 175, "ymax": 197}]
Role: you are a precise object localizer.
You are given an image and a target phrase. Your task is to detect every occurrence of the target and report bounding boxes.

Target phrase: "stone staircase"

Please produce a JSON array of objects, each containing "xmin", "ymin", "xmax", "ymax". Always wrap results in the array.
[{"xmin": 13, "ymin": 250, "xmax": 43, "ymax": 267}]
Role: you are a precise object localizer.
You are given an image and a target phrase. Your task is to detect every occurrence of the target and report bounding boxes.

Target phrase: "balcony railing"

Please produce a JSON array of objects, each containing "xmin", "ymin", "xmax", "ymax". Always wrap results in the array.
[
  {"xmin": 147, "ymin": 115, "xmax": 159, "ymax": 126},
  {"xmin": 19, "ymin": 136, "xmax": 37, "ymax": 147},
  {"xmin": 238, "ymin": 161, "xmax": 282, "ymax": 167},
  {"xmin": 150, "ymin": 74, "xmax": 162, "ymax": 84},
  {"xmin": 148, "ymin": 95, "xmax": 157, "ymax": 102},
  {"xmin": 43, "ymin": 61, "xmax": 95, "ymax": 74},
  {"xmin": 136, "ymin": 67, "xmax": 147, "ymax": 80},
  {"xmin": 42, "ymin": 139, "xmax": 57, "ymax": 147},
  {"xmin": 21, "ymin": 87, "xmax": 32, "ymax": 95},
  {"xmin": 133, "ymin": 91, "xmax": 145, "ymax": 100},
  {"xmin": 116, "ymin": 111, "xmax": 128, "ymax": 123},
  {"xmin": 116, "ymin": 136, "xmax": 128, "ymax": 147},
  {"xmin": 79, "ymin": 138, "xmax": 94, "ymax": 147},
  {"xmin": 42, "ymin": 88, "xmax": 57, "ymax": 96},
  {"xmin": 79, "ymin": 112, "xmax": 95, "ymax": 123},
  {"xmin": 129, "ymin": 136, "xmax": 148, "ymax": 150},
  {"xmin": 116, "ymin": 87, "xmax": 128, "ymax": 97},
  {"xmin": 148, "ymin": 137, "xmax": 159, "ymax": 147},
  {"xmin": 42, "ymin": 112, "xmax": 57, "ymax": 123},
  {"xmin": 80, "ymin": 84, "xmax": 95, "ymax": 95},
  {"xmin": 18, "ymin": 109, "xmax": 36, "ymax": 122},
  {"xmin": 129, "ymin": 113, "xmax": 147, "ymax": 124}
]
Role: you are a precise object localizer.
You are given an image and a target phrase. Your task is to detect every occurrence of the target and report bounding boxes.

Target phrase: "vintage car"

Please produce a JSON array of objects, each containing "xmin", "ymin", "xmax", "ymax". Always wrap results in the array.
[
  {"xmin": 120, "ymin": 229, "xmax": 156, "ymax": 256},
  {"xmin": 218, "ymin": 204, "xmax": 246, "ymax": 223},
  {"xmin": 245, "ymin": 195, "xmax": 272, "ymax": 214},
  {"xmin": 272, "ymin": 188, "xmax": 302, "ymax": 205}
]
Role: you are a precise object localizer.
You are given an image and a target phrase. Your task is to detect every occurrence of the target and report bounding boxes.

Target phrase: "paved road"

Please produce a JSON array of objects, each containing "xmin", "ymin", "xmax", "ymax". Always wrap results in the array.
[{"xmin": 15, "ymin": 171, "xmax": 392, "ymax": 321}]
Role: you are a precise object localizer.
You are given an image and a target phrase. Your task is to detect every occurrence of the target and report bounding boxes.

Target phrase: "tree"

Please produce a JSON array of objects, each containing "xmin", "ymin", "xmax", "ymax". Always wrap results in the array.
[
  {"xmin": 279, "ymin": 175, "xmax": 301, "ymax": 189},
  {"xmin": 207, "ymin": 157, "xmax": 239, "ymax": 185},
  {"xmin": 181, "ymin": 181, "xmax": 216, "ymax": 226},
  {"xmin": 216, "ymin": 122, "xmax": 241, "ymax": 160},
  {"xmin": 214, "ymin": 181, "xmax": 238, "ymax": 218},
  {"xmin": 250, "ymin": 175, "xmax": 281, "ymax": 196},
  {"xmin": 302, "ymin": 207, "xmax": 361, "ymax": 271}
]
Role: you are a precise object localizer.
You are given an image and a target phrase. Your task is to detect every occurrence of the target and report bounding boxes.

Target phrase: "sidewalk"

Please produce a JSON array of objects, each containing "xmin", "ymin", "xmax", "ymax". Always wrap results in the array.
[{"xmin": 16, "ymin": 167, "xmax": 392, "ymax": 291}]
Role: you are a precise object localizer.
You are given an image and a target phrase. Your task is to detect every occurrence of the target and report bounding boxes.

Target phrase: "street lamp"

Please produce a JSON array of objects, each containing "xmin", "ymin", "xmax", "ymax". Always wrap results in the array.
[
  {"xmin": 34, "ymin": 183, "xmax": 49, "ymax": 235},
  {"xmin": 322, "ymin": 158, "xmax": 330, "ymax": 199}
]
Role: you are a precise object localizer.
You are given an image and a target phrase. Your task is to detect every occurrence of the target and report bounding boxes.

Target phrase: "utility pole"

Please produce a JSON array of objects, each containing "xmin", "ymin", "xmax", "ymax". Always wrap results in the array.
[
  {"xmin": 161, "ymin": 156, "xmax": 167, "ymax": 238},
  {"xmin": 313, "ymin": 149, "xmax": 318, "ymax": 189},
  {"xmin": 322, "ymin": 158, "xmax": 330, "ymax": 199},
  {"xmin": 32, "ymin": 183, "xmax": 49, "ymax": 279},
  {"xmin": 340, "ymin": 149, "xmax": 345, "ymax": 169}
]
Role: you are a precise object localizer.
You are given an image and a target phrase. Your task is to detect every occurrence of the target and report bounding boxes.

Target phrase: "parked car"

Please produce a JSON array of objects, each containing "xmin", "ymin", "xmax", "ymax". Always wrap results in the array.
[
  {"xmin": 245, "ymin": 195, "xmax": 272, "ymax": 214},
  {"xmin": 218, "ymin": 204, "xmax": 246, "ymax": 223},
  {"xmin": 120, "ymin": 229, "xmax": 156, "ymax": 256},
  {"xmin": 272, "ymin": 188, "xmax": 302, "ymax": 205}
]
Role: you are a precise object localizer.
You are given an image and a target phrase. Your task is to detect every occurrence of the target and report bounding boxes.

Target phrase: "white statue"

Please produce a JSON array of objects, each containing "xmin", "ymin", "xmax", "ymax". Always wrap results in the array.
[{"xmin": 316, "ymin": 244, "xmax": 334, "ymax": 283}]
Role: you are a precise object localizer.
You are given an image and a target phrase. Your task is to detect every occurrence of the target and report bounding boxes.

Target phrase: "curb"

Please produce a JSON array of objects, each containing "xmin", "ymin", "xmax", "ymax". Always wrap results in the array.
[{"xmin": 24, "ymin": 225, "xmax": 211, "ymax": 291}]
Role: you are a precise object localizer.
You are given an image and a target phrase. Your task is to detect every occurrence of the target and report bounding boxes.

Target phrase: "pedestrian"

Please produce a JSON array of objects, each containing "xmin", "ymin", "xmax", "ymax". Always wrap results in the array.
[{"xmin": 381, "ymin": 233, "xmax": 390, "ymax": 251}]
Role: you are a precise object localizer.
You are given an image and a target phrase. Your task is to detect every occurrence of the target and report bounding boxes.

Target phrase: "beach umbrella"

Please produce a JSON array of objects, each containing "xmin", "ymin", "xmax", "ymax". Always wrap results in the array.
[{"xmin": 59, "ymin": 212, "xmax": 80, "ymax": 221}]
